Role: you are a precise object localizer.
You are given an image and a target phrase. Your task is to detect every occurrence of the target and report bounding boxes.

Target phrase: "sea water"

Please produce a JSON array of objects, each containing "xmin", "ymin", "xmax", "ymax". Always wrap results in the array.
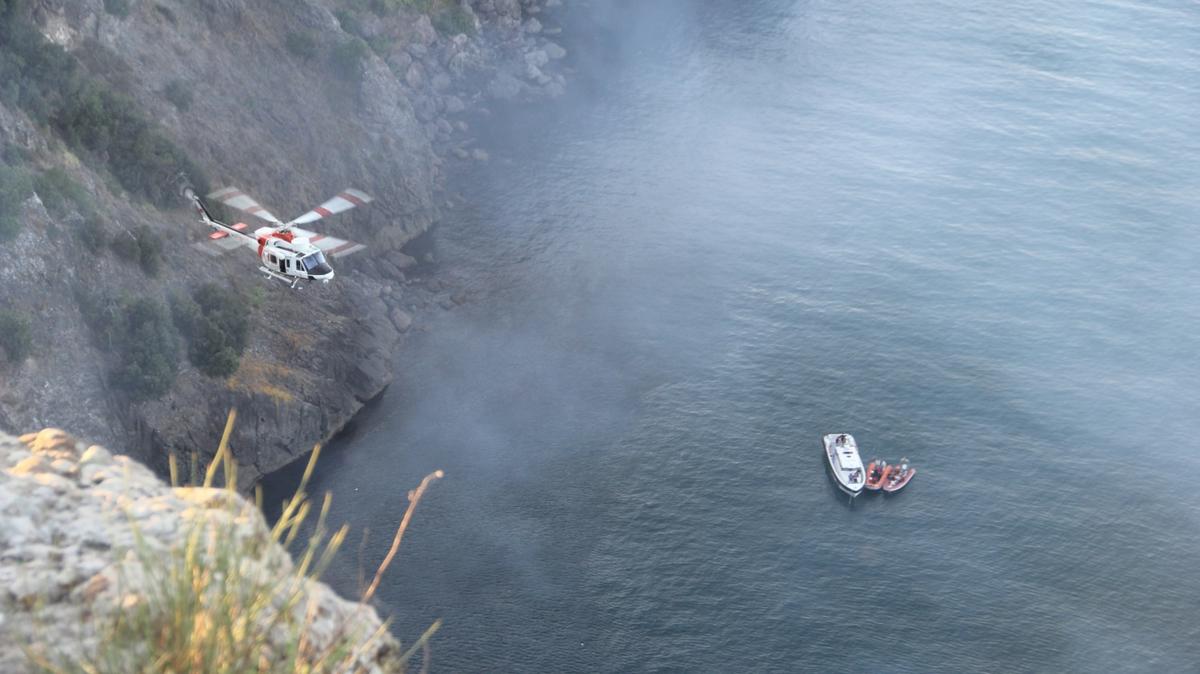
[{"xmin": 264, "ymin": 1, "xmax": 1200, "ymax": 670}]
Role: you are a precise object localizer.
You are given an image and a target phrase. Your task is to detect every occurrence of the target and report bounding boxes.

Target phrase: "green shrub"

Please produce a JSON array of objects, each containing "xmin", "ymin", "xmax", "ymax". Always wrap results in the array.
[
  {"xmin": 0, "ymin": 17, "xmax": 208, "ymax": 207},
  {"xmin": 284, "ymin": 31, "xmax": 319, "ymax": 60},
  {"xmin": 33, "ymin": 167, "xmax": 91, "ymax": 217},
  {"xmin": 329, "ymin": 37, "xmax": 370, "ymax": 83},
  {"xmin": 2, "ymin": 142, "xmax": 31, "ymax": 164},
  {"xmin": 432, "ymin": 5, "xmax": 474, "ymax": 36},
  {"xmin": 74, "ymin": 213, "xmax": 108, "ymax": 248},
  {"xmin": 0, "ymin": 309, "xmax": 31, "ymax": 363},
  {"xmin": 110, "ymin": 225, "xmax": 163, "ymax": 276},
  {"xmin": 114, "ymin": 297, "xmax": 177, "ymax": 399},
  {"xmin": 163, "ymin": 79, "xmax": 192, "ymax": 111},
  {"xmin": 0, "ymin": 162, "xmax": 31, "ymax": 241},
  {"xmin": 78, "ymin": 292, "xmax": 178, "ymax": 400},
  {"xmin": 171, "ymin": 283, "xmax": 251, "ymax": 377},
  {"xmin": 103, "ymin": 0, "xmax": 131, "ymax": 17},
  {"xmin": 332, "ymin": 9, "xmax": 363, "ymax": 37}
]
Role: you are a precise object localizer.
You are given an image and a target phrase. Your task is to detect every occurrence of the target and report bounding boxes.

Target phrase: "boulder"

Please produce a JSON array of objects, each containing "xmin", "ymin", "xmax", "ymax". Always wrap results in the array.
[{"xmin": 390, "ymin": 308, "xmax": 413, "ymax": 333}]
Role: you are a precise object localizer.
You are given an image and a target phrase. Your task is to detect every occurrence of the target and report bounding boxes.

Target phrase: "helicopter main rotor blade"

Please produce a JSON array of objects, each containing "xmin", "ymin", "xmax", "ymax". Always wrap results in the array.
[
  {"xmin": 207, "ymin": 186, "xmax": 284, "ymax": 225},
  {"xmin": 287, "ymin": 188, "xmax": 373, "ymax": 226}
]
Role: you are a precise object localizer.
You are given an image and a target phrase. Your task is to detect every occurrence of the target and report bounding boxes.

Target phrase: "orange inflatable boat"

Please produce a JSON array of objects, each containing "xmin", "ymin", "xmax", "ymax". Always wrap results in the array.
[
  {"xmin": 882, "ymin": 458, "xmax": 916, "ymax": 493},
  {"xmin": 865, "ymin": 459, "xmax": 891, "ymax": 491}
]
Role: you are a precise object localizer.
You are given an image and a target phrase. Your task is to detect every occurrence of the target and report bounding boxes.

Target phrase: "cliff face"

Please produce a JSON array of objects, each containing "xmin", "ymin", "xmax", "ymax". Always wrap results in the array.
[
  {"xmin": 0, "ymin": 427, "xmax": 407, "ymax": 672},
  {"xmin": 0, "ymin": 0, "xmax": 566, "ymax": 485}
]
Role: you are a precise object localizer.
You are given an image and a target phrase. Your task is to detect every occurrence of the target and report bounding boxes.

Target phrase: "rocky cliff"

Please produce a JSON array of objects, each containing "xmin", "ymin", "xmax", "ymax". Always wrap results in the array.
[
  {"xmin": 0, "ymin": 0, "xmax": 567, "ymax": 486},
  {"xmin": 0, "ymin": 427, "xmax": 415, "ymax": 672}
]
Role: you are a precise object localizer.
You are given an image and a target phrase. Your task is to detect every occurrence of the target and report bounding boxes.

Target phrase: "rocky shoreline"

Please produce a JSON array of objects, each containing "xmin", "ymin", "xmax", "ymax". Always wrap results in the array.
[{"xmin": 0, "ymin": 0, "xmax": 572, "ymax": 489}]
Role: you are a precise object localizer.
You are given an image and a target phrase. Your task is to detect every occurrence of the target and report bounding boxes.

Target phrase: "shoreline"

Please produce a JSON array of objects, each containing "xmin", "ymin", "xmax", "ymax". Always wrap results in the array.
[{"xmin": 246, "ymin": 1, "xmax": 575, "ymax": 489}]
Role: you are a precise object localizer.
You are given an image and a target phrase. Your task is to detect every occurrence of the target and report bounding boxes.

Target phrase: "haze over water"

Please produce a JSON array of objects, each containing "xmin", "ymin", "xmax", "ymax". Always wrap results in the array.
[{"xmin": 266, "ymin": 1, "xmax": 1200, "ymax": 670}]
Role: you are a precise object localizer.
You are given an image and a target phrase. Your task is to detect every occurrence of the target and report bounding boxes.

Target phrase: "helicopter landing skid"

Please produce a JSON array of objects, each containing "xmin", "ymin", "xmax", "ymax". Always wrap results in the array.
[{"xmin": 259, "ymin": 266, "xmax": 302, "ymax": 289}]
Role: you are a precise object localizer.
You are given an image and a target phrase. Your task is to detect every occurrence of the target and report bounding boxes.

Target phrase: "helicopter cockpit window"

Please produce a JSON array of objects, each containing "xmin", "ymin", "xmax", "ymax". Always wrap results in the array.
[{"xmin": 300, "ymin": 252, "xmax": 328, "ymax": 271}]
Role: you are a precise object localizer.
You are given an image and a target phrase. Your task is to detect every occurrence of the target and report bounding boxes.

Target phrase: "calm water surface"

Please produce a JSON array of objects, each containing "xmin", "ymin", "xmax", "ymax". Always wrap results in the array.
[{"xmin": 265, "ymin": 1, "xmax": 1200, "ymax": 670}]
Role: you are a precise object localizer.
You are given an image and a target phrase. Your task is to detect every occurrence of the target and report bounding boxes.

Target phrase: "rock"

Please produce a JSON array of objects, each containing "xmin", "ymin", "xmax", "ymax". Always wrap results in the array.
[
  {"xmin": 544, "ymin": 42, "xmax": 567, "ymax": 60},
  {"xmin": 431, "ymin": 72, "xmax": 452, "ymax": 92},
  {"xmin": 525, "ymin": 49, "xmax": 549, "ymax": 69},
  {"xmin": 405, "ymin": 62, "xmax": 424, "ymax": 89},
  {"xmin": 412, "ymin": 14, "xmax": 438, "ymax": 47},
  {"xmin": 444, "ymin": 95, "xmax": 466, "ymax": 114},
  {"xmin": 0, "ymin": 429, "xmax": 405, "ymax": 672},
  {"xmin": 389, "ymin": 308, "xmax": 413, "ymax": 333},
  {"xmin": 393, "ymin": 252, "xmax": 418, "ymax": 269},
  {"xmin": 79, "ymin": 445, "xmax": 112, "ymax": 465},
  {"xmin": 453, "ymin": 147, "xmax": 470, "ymax": 160},
  {"xmin": 488, "ymin": 71, "xmax": 524, "ymax": 100},
  {"xmin": 472, "ymin": 148, "xmax": 490, "ymax": 161},
  {"xmin": 524, "ymin": 17, "xmax": 543, "ymax": 33},
  {"xmin": 387, "ymin": 49, "xmax": 413, "ymax": 72}
]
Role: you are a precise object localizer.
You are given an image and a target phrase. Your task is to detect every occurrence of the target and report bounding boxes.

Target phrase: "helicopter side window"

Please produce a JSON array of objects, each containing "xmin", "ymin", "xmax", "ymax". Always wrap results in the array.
[{"xmin": 268, "ymin": 254, "xmax": 277, "ymax": 264}]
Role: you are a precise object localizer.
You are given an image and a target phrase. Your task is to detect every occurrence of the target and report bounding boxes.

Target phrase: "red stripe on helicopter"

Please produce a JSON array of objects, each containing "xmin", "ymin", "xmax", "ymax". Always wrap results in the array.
[
  {"xmin": 209, "ymin": 231, "xmax": 229, "ymax": 240},
  {"xmin": 314, "ymin": 206, "xmax": 334, "ymax": 218},
  {"xmin": 340, "ymin": 191, "xmax": 366, "ymax": 206},
  {"xmin": 309, "ymin": 234, "xmax": 326, "ymax": 243}
]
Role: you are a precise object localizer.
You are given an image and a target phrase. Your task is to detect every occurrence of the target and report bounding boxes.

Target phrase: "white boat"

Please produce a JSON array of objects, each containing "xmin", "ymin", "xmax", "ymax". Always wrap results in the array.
[{"xmin": 823, "ymin": 433, "xmax": 865, "ymax": 496}]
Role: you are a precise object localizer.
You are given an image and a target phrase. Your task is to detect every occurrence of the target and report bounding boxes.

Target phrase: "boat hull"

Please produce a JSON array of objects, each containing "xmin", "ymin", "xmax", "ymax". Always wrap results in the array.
[
  {"xmin": 823, "ymin": 433, "xmax": 865, "ymax": 496},
  {"xmin": 864, "ymin": 461, "xmax": 890, "ymax": 491},
  {"xmin": 882, "ymin": 468, "xmax": 916, "ymax": 493}
]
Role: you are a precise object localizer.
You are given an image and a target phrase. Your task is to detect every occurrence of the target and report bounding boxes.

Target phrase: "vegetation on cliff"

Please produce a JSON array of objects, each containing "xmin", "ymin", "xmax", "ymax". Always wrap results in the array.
[
  {"xmin": 171, "ymin": 284, "xmax": 252, "ymax": 378},
  {"xmin": 79, "ymin": 292, "xmax": 179, "ymax": 400},
  {"xmin": 0, "ymin": 309, "xmax": 32, "ymax": 363},
  {"xmin": 0, "ymin": 0, "xmax": 207, "ymax": 206},
  {"xmin": 0, "ymin": 160, "xmax": 32, "ymax": 240}
]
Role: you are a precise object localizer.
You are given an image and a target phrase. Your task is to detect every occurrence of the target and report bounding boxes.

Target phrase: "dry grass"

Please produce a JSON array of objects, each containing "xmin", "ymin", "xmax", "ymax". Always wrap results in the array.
[
  {"xmin": 226, "ymin": 359, "xmax": 309, "ymax": 403},
  {"xmin": 32, "ymin": 410, "xmax": 443, "ymax": 674}
]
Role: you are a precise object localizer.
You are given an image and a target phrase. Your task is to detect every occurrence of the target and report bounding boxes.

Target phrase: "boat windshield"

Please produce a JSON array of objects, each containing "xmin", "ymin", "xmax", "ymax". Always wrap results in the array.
[{"xmin": 300, "ymin": 251, "xmax": 328, "ymax": 271}]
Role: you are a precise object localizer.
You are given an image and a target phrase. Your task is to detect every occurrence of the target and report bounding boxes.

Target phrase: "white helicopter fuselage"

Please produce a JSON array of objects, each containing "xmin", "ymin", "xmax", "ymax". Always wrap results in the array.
[{"xmin": 253, "ymin": 226, "xmax": 335, "ymax": 285}]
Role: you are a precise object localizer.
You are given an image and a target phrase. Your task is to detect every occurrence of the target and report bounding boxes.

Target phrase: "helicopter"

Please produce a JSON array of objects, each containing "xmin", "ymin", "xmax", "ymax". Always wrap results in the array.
[{"xmin": 186, "ymin": 185, "xmax": 370, "ymax": 288}]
